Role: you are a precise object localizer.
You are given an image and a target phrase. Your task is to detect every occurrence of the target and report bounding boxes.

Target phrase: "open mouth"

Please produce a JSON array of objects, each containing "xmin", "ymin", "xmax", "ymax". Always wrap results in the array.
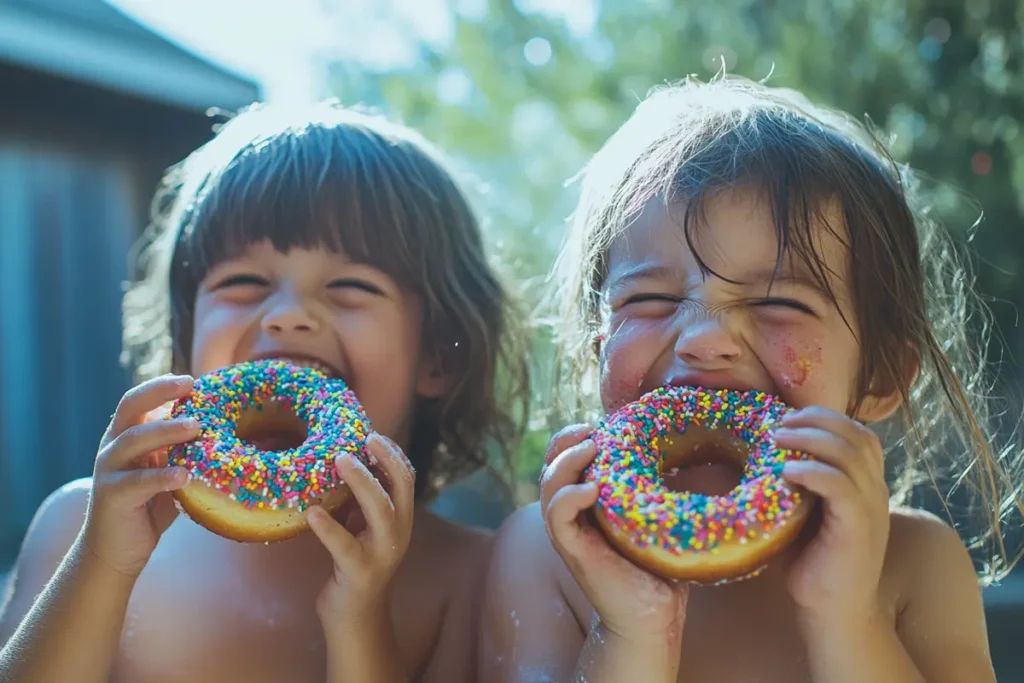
[
  {"xmin": 258, "ymin": 355, "xmax": 338, "ymax": 378},
  {"xmin": 236, "ymin": 399, "xmax": 309, "ymax": 452},
  {"xmin": 657, "ymin": 425, "xmax": 745, "ymax": 496}
]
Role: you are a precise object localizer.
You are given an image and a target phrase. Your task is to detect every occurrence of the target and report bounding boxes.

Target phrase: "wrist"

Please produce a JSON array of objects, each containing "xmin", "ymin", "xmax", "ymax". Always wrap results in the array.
[
  {"xmin": 76, "ymin": 523, "xmax": 153, "ymax": 581},
  {"xmin": 68, "ymin": 536, "xmax": 141, "ymax": 591},
  {"xmin": 320, "ymin": 593, "xmax": 394, "ymax": 641},
  {"xmin": 797, "ymin": 603, "xmax": 885, "ymax": 644},
  {"xmin": 601, "ymin": 606, "xmax": 686, "ymax": 654},
  {"xmin": 798, "ymin": 605, "xmax": 895, "ymax": 669},
  {"xmin": 576, "ymin": 619, "xmax": 682, "ymax": 683},
  {"xmin": 322, "ymin": 603, "xmax": 407, "ymax": 683}
]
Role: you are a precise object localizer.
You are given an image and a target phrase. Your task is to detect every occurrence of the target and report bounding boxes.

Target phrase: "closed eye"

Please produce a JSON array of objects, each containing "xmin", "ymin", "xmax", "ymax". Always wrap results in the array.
[
  {"xmin": 328, "ymin": 278, "xmax": 383, "ymax": 295},
  {"xmin": 755, "ymin": 297, "xmax": 816, "ymax": 314},
  {"xmin": 623, "ymin": 293, "xmax": 680, "ymax": 305},
  {"xmin": 214, "ymin": 274, "xmax": 269, "ymax": 289}
]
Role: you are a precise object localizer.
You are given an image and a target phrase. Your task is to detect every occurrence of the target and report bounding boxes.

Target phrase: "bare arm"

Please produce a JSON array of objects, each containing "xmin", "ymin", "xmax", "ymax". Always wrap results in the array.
[
  {"xmin": 2, "ymin": 375, "xmax": 199, "ymax": 683},
  {"xmin": 0, "ymin": 480, "xmax": 136, "ymax": 683},
  {"xmin": 0, "ymin": 481, "xmax": 90, "ymax": 646},
  {"xmin": 478, "ymin": 504, "xmax": 586, "ymax": 683},
  {"xmin": 892, "ymin": 511, "xmax": 996, "ymax": 682},
  {"xmin": 801, "ymin": 510, "xmax": 996, "ymax": 683}
]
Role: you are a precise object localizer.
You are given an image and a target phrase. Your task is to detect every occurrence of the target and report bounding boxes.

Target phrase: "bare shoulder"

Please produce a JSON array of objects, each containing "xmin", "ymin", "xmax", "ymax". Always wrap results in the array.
[
  {"xmin": 477, "ymin": 502, "xmax": 587, "ymax": 683},
  {"xmin": 417, "ymin": 508, "xmax": 495, "ymax": 587},
  {"xmin": 490, "ymin": 502, "xmax": 587, "ymax": 610},
  {"xmin": 0, "ymin": 478, "xmax": 92, "ymax": 642},
  {"xmin": 8, "ymin": 478, "xmax": 91, "ymax": 578},
  {"xmin": 492, "ymin": 502, "xmax": 559, "ymax": 568},
  {"xmin": 882, "ymin": 507, "xmax": 996, "ymax": 682},
  {"xmin": 884, "ymin": 506, "xmax": 975, "ymax": 592}
]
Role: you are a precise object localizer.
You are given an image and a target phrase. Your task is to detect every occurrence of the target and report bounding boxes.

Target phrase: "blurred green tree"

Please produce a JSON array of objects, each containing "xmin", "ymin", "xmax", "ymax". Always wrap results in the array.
[{"xmin": 326, "ymin": 0, "xmax": 1024, "ymax": 485}]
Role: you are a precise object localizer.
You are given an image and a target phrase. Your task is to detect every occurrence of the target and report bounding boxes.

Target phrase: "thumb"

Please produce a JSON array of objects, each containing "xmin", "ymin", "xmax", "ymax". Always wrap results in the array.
[{"xmin": 149, "ymin": 490, "xmax": 181, "ymax": 535}]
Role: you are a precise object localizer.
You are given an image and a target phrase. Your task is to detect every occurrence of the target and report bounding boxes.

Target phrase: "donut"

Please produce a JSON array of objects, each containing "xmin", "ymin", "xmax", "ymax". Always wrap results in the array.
[
  {"xmin": 167, "ymin": 359, "xmax": 371, "ymax": 542},
  {"xmin": 585, "ymin": 386, "xmax": 814, "ymax": 584}
]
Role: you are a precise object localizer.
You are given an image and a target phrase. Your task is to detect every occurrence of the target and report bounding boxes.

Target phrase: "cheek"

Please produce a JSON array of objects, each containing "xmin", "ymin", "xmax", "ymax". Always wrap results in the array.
[
  {"xmin": 598, "ymin": 319, "xmax": 657, "ymax": 414},
  {"xmin": 336, "ymin": 308, "xmax": 421, "ymax": 429},
  {"xmin": 189, "ymin": 300, "xmax": 250, "ymax": 373},
  {"xmin": 760, "ymin": 328, "xmax": 826, "ymax": 392}
]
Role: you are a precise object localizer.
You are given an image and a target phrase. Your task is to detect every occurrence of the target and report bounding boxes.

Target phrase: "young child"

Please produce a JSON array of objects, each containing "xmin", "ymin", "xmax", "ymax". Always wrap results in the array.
[
  {"xmin": 480, "ymin": 76, "xmax": 1021, "ymax": 682},
  {"xmin": 0, "ymin": 101, "xmax": 528, "ymax": 683}
]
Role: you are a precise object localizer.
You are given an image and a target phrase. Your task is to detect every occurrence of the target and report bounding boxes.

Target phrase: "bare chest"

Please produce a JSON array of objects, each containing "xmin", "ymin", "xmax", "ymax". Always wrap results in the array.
[
  {"xmin": 569, "ymin": 579, "xmax": 814, "ymax": 683},
  {"xmin": 673, "ymin": 609, "xmax": 812, "ymax": 683},
  {"xmin": 107, "ymin": 520, "xmax": 439, "ymax": 683}
]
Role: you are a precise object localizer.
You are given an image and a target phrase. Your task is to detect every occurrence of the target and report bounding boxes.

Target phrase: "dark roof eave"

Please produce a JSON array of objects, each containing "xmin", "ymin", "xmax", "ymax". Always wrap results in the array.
[{"xmin": 0, "ymin": 3, "xmax": 260, "ymax": 114}]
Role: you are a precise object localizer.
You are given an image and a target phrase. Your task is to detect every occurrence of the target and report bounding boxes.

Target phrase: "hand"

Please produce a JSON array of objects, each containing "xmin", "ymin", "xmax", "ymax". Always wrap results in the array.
[
  {"xmin": 81, "ymin": 374, "xmax": 198, "ymax": 577},
  {"xmin": 307, "ymin": 433, "xmax": 415, "ymax": 625},
  {"xmin": 775, "ymin": 407, "xmax": 890, "ymax": 627},
  {"xmin": 540, "ymin": 425, "xmax": 688, "ymax": 643}
]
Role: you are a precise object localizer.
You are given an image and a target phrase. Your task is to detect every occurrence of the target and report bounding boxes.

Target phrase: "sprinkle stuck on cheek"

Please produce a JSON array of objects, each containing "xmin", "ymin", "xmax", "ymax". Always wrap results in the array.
[{"xmin": 780, "ymin": 343, "xmax": 823, "ymax": 388}]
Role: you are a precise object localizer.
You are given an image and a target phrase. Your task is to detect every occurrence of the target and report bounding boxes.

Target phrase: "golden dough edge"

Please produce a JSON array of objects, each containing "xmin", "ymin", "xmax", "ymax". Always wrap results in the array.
[
  {"xmin": 173, "ymin": 479, "xmax": 350, "ymax": 543},
  {"xmin": 593, "ymin": 493, "xmax": 816, "ymax": 584}
]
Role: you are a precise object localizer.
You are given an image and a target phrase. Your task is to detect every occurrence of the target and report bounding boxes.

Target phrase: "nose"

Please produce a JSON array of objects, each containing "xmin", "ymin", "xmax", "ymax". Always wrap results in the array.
[
  {"xmin": 261, "ymin": 291, "xmax": 321, "ymax": 337},
  {"xmin": 674, "ymin": 318, "xmax": 742, "ymax": 368}
]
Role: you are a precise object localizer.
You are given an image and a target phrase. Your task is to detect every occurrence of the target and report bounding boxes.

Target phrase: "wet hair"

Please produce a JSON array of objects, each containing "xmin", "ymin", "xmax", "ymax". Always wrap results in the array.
[
  {"xmin": 123, "ymin": 101, "xmax": 529, "ymax": 498},
  {"xmin": 552, "ymin": 74, "xmax": 1023, "ymax": 582}
]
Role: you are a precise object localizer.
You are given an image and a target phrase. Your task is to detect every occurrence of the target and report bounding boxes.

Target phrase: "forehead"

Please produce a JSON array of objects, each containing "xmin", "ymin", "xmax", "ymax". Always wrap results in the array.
[{"xmin": 605, "ymin": 188, "xmax": 851, "ymax": 289}]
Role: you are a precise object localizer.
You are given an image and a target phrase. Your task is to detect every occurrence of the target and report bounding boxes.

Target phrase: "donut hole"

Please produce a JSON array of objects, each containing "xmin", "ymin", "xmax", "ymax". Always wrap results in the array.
[
  {"xmin": 236, "ymin": 399, "xmax": 308, "ymax": 452},
  {"xmin": 657, "ymin": 425, "xmax": 746, "ymax": 496}
]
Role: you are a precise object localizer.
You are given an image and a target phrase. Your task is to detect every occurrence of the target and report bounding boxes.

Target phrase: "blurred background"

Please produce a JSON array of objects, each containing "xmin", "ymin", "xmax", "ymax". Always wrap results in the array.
[{"xmin": 0, "ymin": 0, "xmax": 1022, "ymax": 677}]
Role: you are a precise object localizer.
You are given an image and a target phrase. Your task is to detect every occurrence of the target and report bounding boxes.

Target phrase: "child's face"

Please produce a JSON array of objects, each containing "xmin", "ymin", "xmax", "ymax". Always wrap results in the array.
[
  {"xmin": 598, "ymin": 187, "xmax": 863, "ymax": 418},
  {"xmin": 190, "ymin": 239, "xmax": 444, "ymax": 448}
]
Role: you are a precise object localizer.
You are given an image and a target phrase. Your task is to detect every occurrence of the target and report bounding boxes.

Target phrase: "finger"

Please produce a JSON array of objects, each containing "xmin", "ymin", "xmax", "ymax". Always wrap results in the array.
[
  {"xmin": 337, "ymin": 453, "xmax": 396, "ymax": 546},
  {"xmin": 336, "ymin": 495, "xmax": 367, "ymax": 536},
  {"xmin": 99, "ymin": 418, "xmax": 200, "ymax": 473},
  {"xmin": 148, "ymin": 491, "xmax": 181, "ymax": 536},
  {"xmin": 544, "ymin": 424, "xmax": 594, "ymax": 467},
  {"xmin": 781, "ymin": 407, "xmax": 883, "ymax": 463},
  {"xmin": 103, "ymin": 466, "xmax": 188, "ymax": 508},
  {"xmin": 773, "ymin": 427, "xmax": 880, "ymax": 493},
  {"xmin": 545, "ymin": 482, "xmax": 600, "ymax": 556},
  {"xmin": 540, "ymin": 439, "xmax": 597, "ymax": 511},
  {"xmin": 366, "ymin": 433, "xmax": 415, "ymax": 516},
  {"xmin": 781, "ymin": 461, "xmax": 860, "ymax": 518},
  {"xmin": 104, "ymin": 375, "xmax": 194, "ymax": 446},
  {"xmin": 306, "ymin": 506, "xmax": 365, "ymax": 573}
]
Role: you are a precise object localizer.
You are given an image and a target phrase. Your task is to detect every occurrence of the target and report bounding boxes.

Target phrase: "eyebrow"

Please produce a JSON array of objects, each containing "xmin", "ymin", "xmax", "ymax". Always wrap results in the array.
[
  {"xmin": 744, "ymin": 267, "xmax": 832, "ymax": 294},
  {"xmin": 604, "ymin": 262, "xmax": 830, "ymax": 295},
  {"xmin": 604, "ymin": 263, "xmax": 687, "ymax": 290}
]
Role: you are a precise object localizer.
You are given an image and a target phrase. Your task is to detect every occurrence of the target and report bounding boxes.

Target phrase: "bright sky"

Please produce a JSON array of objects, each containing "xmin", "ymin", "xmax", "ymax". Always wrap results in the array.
[
  {"xmin": 109, "ymin": 0, "xmax": 445, "ymax": 101},
  {"xmin": 109, "ymin": 0, "xmax": 595, "ymax": 102}
]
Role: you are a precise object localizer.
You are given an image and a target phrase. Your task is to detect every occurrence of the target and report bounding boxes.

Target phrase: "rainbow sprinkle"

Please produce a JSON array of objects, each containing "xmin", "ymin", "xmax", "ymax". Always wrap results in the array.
[
  {"xmin": 168, "ymin": 359, "xmax": 370, "ymax": 511},
  {"xmin": 585, "ymin": 386, "xmax": 808, "ymax": 556}
]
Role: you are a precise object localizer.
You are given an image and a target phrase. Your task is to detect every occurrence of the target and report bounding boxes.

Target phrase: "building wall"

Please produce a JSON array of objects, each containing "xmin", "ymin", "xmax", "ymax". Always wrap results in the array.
[{"xmin": 0, "ymin": 138, "xmax": 137, "ymax": 563}]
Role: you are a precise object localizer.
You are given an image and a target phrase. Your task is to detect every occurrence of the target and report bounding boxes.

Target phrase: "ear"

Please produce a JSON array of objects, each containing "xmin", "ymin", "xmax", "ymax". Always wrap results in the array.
[
  {"xmin": 415, "ymin": 351, "xmax": 450, "ymax": 400},
  {"xmin": 854, "ymin": 346, "xmax": 920, "ymax": 424}
]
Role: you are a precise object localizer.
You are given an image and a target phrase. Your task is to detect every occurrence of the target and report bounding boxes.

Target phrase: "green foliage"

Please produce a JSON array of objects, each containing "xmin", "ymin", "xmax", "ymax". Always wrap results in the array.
[{"xmin": 328, "ymin": 0, "xmax": 1024, "ymax": 484}]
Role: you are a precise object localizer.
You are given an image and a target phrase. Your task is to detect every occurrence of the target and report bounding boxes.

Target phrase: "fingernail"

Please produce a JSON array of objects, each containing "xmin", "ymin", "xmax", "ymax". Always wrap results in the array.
[
  {"xmin": 167, "ymin": 467, "xmax": 188, "ymax": 485},
  {"xmin": 306, "ymin": 507, "xmax": 325, "ymax": 526},
  {"xmin": 180, "ymin": 418, "xmax": 200, "ymax": 430},
  {"xmin": 175, "ymin": 375, "xmax": 194, "ymax": 387}
]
